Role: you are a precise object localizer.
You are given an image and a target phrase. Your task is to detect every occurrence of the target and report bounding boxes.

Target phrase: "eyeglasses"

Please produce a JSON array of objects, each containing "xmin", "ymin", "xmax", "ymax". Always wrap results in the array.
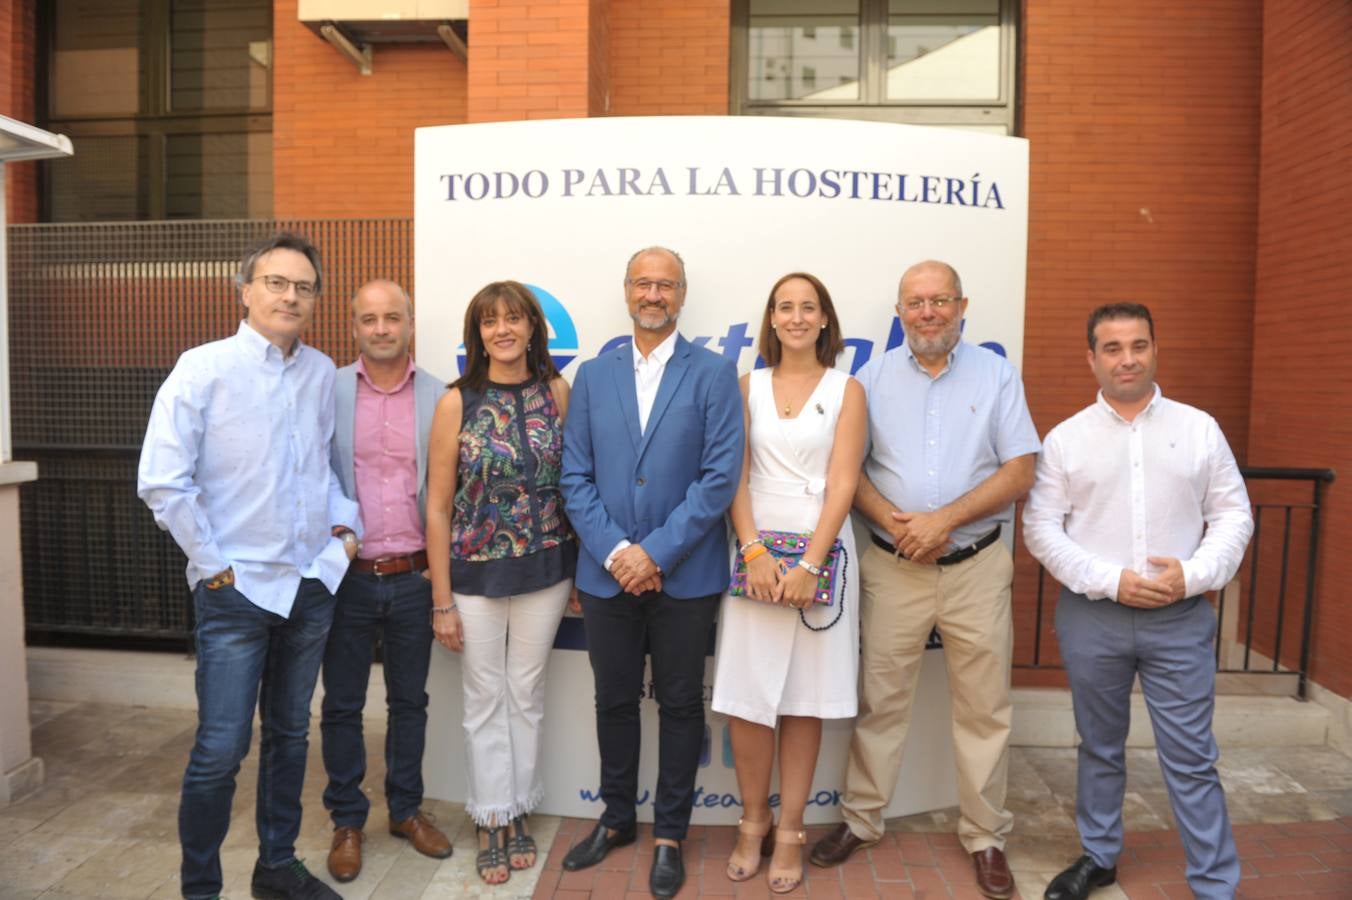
[
  {"xmin": 899, "ymin": 296, "xmax": 959, "ymax": 312},
  {"xmin": 252, "ymin": 274, "xmax": 318, "ymax": 299},
  {"xmin": 626, "ymin": 278, "xmax": 683, "ymax": 295}
]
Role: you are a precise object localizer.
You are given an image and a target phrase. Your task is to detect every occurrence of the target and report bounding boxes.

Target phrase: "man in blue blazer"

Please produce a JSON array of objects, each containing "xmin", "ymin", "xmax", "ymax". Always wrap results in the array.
[
  {"xmin": 560, "ymin": 247, "xmax": 744, "ymax": 898},
  {"xmin": 321, "ymin": 280, "xmax": 451, "ymax": 883}
]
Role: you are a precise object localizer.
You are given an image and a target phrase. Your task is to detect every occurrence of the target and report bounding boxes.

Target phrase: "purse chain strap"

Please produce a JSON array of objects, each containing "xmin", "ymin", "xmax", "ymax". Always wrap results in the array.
[{"xmin": 800, "ymin": 544, "xmax": 847, "ymax": 632}]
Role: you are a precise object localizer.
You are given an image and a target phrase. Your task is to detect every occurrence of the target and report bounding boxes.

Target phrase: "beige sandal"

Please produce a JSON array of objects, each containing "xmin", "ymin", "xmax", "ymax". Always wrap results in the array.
[
  {"xmin": 768, "ymin": 827, "xmax": 806, "ymax": 894},
  {"xmin": 726, "ymin": 816, "xmax": 773, "ymax": 882}
]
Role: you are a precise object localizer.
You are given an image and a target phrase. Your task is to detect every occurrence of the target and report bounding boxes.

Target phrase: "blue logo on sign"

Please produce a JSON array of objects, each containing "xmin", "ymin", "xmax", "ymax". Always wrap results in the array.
[{"xmin": 456, "ymin": 283, "xmax": 580, "ymax": 374}]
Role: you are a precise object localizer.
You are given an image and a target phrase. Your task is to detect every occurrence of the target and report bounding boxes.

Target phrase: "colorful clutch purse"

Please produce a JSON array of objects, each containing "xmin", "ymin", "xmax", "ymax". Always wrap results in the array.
[{"xmin": 729, "ymin": 530, "xmax": 844, "ymax": 606}]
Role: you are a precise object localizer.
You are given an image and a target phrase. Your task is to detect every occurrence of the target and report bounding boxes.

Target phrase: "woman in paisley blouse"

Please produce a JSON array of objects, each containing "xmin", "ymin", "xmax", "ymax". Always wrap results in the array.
[{"xmin": 426, "ymin": 280, "xmax": 576, "ymax": 886}]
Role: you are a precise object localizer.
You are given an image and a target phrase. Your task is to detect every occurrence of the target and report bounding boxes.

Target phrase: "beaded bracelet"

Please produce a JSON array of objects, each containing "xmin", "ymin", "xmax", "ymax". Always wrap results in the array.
[
  {"xmin": 432, "ymin": 604, "xmax": 458, "ymax": 614},
  {"xmin": 742, "ymin": 543, "xmax": 769, "ymax": 563}
]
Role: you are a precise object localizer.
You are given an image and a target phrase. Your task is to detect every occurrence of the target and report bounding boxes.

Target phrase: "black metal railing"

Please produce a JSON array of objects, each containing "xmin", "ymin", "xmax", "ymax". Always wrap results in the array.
[
  {"xmin": 1231, "ymin": 468, "xmax": 1335, "ymax": 699},
  {"xmin": 1016, "ymin": 467, "xmax": 1336, "ymax": 700}
]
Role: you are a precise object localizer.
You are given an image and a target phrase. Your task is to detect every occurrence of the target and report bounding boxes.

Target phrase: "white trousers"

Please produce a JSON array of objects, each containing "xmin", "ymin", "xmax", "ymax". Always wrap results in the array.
[{"xmin": 456, "ymin": 579, "xmax": 571, "ymax": 827}]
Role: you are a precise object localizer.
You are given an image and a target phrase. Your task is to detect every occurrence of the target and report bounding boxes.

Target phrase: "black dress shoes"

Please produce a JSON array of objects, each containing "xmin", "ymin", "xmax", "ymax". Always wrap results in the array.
[
  {"xmin": 1044, "ymin": 854, "xmax": 1117, "ymax": 900},
  {"xmin": 561, "ymin": 822, "xmax": 637, "ymax": 871},
  {"xmin": 649, "ymin": 842, "xmax": 684, "ymax": 899}
]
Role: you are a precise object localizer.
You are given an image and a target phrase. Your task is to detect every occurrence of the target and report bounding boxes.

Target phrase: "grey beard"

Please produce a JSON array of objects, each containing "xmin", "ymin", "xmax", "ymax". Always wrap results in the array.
[
  {"xmin": 633, "ymin": 307, "xmax": 679, "ymax": 331},
  {"xmin": 909, "ymin": 330, "xmax": 959, "ymax": 359}
]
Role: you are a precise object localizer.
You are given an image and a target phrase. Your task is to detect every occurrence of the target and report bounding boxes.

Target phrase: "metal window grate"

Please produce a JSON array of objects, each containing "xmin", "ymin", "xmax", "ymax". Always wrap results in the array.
[{"xmin": 9, "ymin": 219, "xmax": 413, "ymax": 641}]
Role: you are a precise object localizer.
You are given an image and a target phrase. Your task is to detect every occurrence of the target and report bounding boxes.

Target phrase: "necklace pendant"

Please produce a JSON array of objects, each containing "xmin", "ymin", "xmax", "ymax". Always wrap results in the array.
[{"xmin": 783, "ymin": 403, "xmax": 791, "ymax": 414}]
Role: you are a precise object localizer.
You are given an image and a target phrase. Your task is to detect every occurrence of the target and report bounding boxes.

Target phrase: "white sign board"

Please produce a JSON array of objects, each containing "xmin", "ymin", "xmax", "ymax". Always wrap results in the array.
[{"xmin": 414, "ymin": 116, "xmax": 1029, "ymax": 824}]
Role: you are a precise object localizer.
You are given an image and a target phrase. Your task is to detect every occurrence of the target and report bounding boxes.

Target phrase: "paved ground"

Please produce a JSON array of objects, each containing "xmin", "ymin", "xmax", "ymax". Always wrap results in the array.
[
  {"xmin": 2, "ymin": 700, "xmax": 1351, "ymax": 899},
  {"xmin": 534, "ymin": 815, "xmax": 1352, "ymax": 899}
]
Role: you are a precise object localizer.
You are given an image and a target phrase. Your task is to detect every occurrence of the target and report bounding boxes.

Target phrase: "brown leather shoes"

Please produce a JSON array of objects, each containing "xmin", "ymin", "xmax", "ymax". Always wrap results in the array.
[
  {"xmin": 808, "ymin": 822, "xmax": 879, "ymax": 868},
  {"xmin": 389, "ymin": 810, "xmax": 453, "ymax": 859},
  {"xmin": 327, "ymin": 826, "xmax": 364, "ymax": 882},
  {"xmin": 972, "ymin": 846, "xmax": 1014, "ymax": 899}
]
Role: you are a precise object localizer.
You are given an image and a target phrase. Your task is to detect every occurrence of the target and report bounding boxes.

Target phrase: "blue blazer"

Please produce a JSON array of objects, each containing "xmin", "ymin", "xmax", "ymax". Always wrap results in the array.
[{"xmin": 561, "ymin": 334, "xmax": 744, "ymax": 599}]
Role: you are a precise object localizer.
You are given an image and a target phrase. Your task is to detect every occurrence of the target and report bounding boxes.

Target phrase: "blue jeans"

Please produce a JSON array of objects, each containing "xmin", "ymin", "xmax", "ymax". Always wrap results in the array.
[
  {"xmin": 320, "ymin": 569, "xmax": 433, "ymax": 827},
  {"xmin": 180, "ymin": 578, "xmax": 336, "ymax": 900}
]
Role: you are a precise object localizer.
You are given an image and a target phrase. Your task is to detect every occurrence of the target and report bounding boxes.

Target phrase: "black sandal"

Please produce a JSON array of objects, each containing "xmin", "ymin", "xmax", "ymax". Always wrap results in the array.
[
  {"xmin": 476, "ymin": 826, "xmax": 510, "ymax": 884},
  {"xmin": 506, "ymin": 816, "xmax": 538, "ymax": 870}
]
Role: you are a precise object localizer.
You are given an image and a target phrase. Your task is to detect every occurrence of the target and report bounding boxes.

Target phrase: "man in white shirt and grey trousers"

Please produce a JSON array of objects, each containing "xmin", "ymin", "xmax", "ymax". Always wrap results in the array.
[{"xmin": 1023, "ymin": 302, "xmax": 1253, "ymax": 900}]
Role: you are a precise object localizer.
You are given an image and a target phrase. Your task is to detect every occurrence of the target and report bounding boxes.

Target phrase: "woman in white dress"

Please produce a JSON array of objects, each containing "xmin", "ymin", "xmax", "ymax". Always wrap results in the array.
[{"xmin": 711, "ymin": 272, "xmax": 867, "ymax": 894}]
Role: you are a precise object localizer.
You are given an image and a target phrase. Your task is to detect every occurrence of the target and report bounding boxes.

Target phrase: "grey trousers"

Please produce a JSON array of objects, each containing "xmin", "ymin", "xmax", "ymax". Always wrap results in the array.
[{"xmin": 1056, "ymin": 589, "xmax": 1239, "ymax": 899}]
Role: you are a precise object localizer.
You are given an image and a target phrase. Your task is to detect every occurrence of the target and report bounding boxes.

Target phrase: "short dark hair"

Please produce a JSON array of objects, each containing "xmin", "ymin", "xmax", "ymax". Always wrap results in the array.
[
  {"xmin": 1088, "ymin": 302, "xmax": 1154, "ymax": 350},
  {"xmin": 452, "ymin": 281, "xmax": 561, "ymax": 393},
  {"xmin": 236, "ymin": 232, "xmax": 324, "ymax": 295},
  {"xmin": 757, "ymin": 272, "xmax": 846, "ymax": 368}
]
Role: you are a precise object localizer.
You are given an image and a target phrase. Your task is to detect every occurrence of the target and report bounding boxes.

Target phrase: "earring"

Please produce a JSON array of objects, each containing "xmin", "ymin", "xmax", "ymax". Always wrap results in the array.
[{"xmin": 527, "ymin": 342, "xmax": 532, "ymax": 352}]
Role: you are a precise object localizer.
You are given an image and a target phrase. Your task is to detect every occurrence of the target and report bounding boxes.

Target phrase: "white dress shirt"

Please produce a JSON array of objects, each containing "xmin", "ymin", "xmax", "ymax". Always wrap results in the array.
[
  {"xmin": 634, "ymin": 329, "xmax": 678, "ymax": 434},
  {"xmin": 1023, "ymin": 386, "xmax": 1253, "ymax": 601},
  {"xmin": 138, "ymin": 322, "xmax": 361, "ymax": 617},
  {"xmin": 604, "ymin": 330, "xmax": 680, "ymax": 570}
]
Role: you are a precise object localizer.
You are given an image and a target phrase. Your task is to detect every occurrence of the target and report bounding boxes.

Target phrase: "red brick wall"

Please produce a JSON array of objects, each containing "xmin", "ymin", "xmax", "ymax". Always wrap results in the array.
[
  {"xmin": 588, "ymin": 0, "xmax": 610, "ymax": 115},
  {"xmin": 1021, "ymin": 0, "xmax": 1262, "ymax": 447},
  {"xmin": 467, "ymin": 0, "xmax": 594, "ymax": 123},
  {"xmin": 3, "ymin": 0, "xmax": 39, "ymax": 223},
  {"xmin": 271, "ymin": 0, "xmax": 468, "ymax": 218},
  {"xmin": 1247, "ymin": 0, "xmax": 1352, "ymax": 696},
  {"xmin": 1014, "ymin": 0, "xmax": 1264, "ymax": 682},
  {"xmin": 607, "ymin": 0, "xmax": 729, "ymax": 115}
]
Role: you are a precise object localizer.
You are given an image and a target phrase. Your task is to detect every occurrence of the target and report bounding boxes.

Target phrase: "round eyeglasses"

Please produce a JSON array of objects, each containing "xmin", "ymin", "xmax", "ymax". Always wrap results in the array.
[{"xmin": 252, "ymin": 274, "xmax": 318, "ymax": 299}]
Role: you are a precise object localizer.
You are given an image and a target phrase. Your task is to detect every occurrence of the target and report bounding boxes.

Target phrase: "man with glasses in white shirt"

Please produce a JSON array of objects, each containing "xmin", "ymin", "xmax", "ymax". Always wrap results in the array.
[
  {"xmin": 810, "ymin": 260, "xmax": 1039, "ymax": 900},
  {"xmin": 1023, "ymin": 302, "xmax": 1253, "ymax": 900},
  {"xmin": 139, "ymin": 233, "xmax": 359, "ymax": 900},
  {"xmin": 560, "ymin": 246, "xmax": 743, "ymax": 898}
]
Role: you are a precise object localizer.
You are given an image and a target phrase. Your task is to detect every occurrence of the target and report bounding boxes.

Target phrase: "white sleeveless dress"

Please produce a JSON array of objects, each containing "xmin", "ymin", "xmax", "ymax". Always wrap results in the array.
[{"xmin": 711, "ymin": 366, "xmax": 860, "ymax": 727}]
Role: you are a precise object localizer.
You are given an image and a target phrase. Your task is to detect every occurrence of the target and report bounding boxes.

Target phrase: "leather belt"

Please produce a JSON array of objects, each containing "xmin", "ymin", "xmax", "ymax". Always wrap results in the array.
[
  {"xmin": 350, "ymin": 551, "xmax": 429, "ymax": 577},
  {"xmin": 870, "ymin": 525, "xmax": 1001, "ymax": 566}
]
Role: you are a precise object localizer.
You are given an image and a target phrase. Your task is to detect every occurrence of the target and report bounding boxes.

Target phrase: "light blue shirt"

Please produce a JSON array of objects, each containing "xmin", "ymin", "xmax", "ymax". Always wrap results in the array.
[
  {"xmin": 854, "ymin": 340, "xmax": 1040, "ymax": 549},
  {"xmin": 138, "ymin": 321, "xmax": 360, "ymax": 617}
]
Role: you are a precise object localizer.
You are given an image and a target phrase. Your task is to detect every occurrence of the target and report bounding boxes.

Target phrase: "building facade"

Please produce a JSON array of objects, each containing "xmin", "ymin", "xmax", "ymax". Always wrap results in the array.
[{"xmin": 2, "ymin": 0, "xmax": 1350, "ymax": 700}]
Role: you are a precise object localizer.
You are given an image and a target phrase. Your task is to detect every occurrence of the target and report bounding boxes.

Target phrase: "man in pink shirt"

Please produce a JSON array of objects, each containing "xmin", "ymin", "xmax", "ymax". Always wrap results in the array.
[{"xmin": 320, "ymin": 280, "xmax": 450, "ymax": 882}]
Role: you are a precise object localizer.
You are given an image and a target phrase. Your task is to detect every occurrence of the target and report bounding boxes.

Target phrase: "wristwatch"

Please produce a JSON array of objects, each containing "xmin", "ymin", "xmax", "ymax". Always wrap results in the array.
[{"xmin": 335, "ymin": 528, "xmax": 361, "ymax": 557}]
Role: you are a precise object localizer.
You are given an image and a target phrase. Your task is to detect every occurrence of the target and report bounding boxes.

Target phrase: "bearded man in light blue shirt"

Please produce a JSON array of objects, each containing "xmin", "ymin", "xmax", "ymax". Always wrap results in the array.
[
  {"xmin": 810, "ymin": 260, "xmax": 1040, "ymax": 900},
  {"xmin": 138, "ymin": 232, "xmax": 359, "ymax": 900}
]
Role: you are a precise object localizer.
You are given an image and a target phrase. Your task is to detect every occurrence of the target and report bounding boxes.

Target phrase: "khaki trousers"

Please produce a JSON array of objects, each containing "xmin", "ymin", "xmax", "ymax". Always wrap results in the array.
[{"xmin": 841, "ymin": 539, "xmax": 1015, "ymax": 853}]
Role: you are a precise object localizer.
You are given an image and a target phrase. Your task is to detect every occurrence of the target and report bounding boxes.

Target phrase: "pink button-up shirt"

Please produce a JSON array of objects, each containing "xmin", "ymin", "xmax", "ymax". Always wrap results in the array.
[{"xmin": 353, "ymin": 356, "xmax": 424, "ymax": 557}]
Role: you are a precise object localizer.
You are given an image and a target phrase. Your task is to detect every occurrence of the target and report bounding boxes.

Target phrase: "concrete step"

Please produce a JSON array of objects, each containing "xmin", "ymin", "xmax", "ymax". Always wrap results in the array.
[
  {"xmin": 1011, "ymin": 686, "xmax": 1329, "ymax": 748},
  {"xmin": 28, "ymin": 647, "xmax": 1331, "ymax": 748}
]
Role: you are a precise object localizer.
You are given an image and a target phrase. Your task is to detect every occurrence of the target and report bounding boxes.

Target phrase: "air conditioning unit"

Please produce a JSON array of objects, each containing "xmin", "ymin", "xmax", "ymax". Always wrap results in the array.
[
  {"xmin": 298, "ymin": 0, "xmax": 468, "ymax": 73},
  {"xmin": 298, "ymin": 1, "xmax": 469, "ymax": 39}
]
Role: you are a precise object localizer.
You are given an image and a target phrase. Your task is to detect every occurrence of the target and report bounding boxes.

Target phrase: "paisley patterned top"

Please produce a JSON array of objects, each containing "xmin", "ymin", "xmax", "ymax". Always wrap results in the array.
[{"xmin": 451, "ymin": 378, "xmax": 576, "ymax": 596}]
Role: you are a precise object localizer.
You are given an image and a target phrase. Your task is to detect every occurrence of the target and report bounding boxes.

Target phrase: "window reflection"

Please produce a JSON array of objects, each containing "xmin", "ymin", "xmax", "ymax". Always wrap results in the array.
[
  {"xmin": 749, "ymin": 0, "xmax": 861, "ymax": 101},
  {"xmin": 886, "ymin": 0, "xmax": 999, "ymax": 101},
  {"xmin": 50, "ymin": 0, "xmax": 143, "ymax": 118},
  {"xmin": 170, "ymin": 0, "xmax": 272, "ymax": 112}
]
